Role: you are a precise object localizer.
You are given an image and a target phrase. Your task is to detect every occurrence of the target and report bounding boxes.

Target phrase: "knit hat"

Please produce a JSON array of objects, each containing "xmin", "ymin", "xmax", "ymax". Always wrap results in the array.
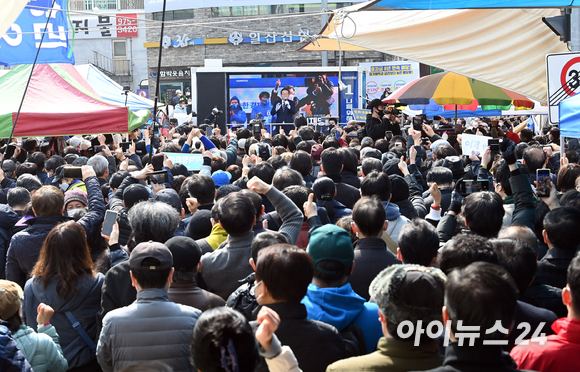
[
  {"xmin": 64, "ymin": 189, "xmax": 88, "ymax": 208},
  {"xmin": 238, "ymin": 138, "xmax": 247, "ymax": 150},
  {"xmin": 165, "ymin": 236, "xmax": 203, "ymax": 271},
  {"xmin": 184, "ymin": 210, "xmax": 212, "ymax": 240},
  {"xmin": 153, "ymin": 188, "xmax": 181, "ymax": 213},
  {"xmin": 1, "ymin": 160, "xmax": 16, "ymax": 173},
  {"xmin": 361, "ymin": 147, "xmax": 381, "ymax": 160},
  {"xmin": 129, "ymin": 241, "xmax": 173, "ymax": 271},
  {"xmin": 389, "ymin": 174, "xmax": 409, "ymax": 203},
  {"xmin": 369, "ymin": 265, "xmax": 446, "ymax": 328},
  {"xmin": 307, "ymin": 225, "xmax": 354, "ymax": 274},
  {"xmin": 69, "ymin": 137, "xmax": 82, "ymax": 148},
  {"xmin": 123, "ymin": 183, "xmax": 150, "ymax": 208},
  {"xmin": 311, "ymin": 144, "xmax": 323, "ymax": 162},
  {"xmin": 382, "ymin": 158, "xmax": 404, "ymax": 177},
  {"xmin": 0, "ymin": 280, "xmax": 23, "ymax": 320}
]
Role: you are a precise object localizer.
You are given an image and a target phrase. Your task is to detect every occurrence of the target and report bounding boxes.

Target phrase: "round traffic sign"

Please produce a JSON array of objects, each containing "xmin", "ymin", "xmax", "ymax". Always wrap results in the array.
[
  {"xmin": 138, "ymin": 90, "xmax": 147, "ymax": 97},
  {"xmin": 560, "ymin": 56, "xmax": 580, "ymax": 96}
]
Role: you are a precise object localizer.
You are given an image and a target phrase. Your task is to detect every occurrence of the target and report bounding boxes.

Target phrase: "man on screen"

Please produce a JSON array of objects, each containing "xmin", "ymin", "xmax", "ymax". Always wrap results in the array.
[
  {"xmin": 251, "ymin": 91, "xmax": 273, "ymax": 124},
  {"xmin": 271, "ymin": 88, "xmax": 296, "ymax": 134},
  {"xmin": 229, "ymin": 96, "xmax": 247, "ymax": 125}
]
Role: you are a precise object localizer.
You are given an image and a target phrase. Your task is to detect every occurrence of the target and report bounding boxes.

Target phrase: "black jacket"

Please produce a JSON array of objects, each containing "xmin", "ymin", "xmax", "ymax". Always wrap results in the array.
[
  {"xmin": 6, "ymin": 176, "xmax": 105, "ymax": 289},
  {"xmin": 520, "ymin": 277, "xmax": 567, "ymax": 318},
  {"xmin": 424, "ymin": 187, "xmax": 453, "ymax": 215},
  {"xmin": 0, "ymin": 205, "xmax": 19, "ymax": 279},
  {"xmin": 417, "ymin": 343, "xmax": 520, "ymax": 372},
  {"xmin": 507, "ymin": 300, "xmax": 557, "ymax": 351},
  {"xmin": 349, "ymin": 238, "xmax": 401, "ymax": 301},
  {"xmin": 252, "ymin": 302, "xmax": 346, "ymax": 372},
  {"xmin": 363, "ymin": 114, "xmax": 401, "ymax": 141},
  {"xmin": 536, "ymin": 247, "xmax": 577, "ymax": 289},
  {"xmin": 327, "ymin": 174, "xmax": 361, "ymax": 209},
  {"xmin": 97, "ymin": 259, "xmax": 135, "ymax": 331},
  {"xmin": 340, "ymin": 170, "xmax": 361, "ymax": 189}
]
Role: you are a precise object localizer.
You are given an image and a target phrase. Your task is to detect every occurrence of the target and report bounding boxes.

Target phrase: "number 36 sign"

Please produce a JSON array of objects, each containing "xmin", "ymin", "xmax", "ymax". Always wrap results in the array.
[{"xmin": 547, "ymin": 52, "xmax": 580, "ymax": 124}]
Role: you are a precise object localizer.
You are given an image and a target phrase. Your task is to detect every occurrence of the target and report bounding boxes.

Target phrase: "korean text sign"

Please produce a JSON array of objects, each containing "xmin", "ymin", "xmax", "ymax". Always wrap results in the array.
[{"xmin": 0, "ymin": 0, "xmax": 75, "ymax": 65}]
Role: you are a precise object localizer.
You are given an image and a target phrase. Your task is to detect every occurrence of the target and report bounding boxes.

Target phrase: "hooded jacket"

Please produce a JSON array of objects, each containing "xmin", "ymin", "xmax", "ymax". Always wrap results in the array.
[
  {"xmin": 302, "ymin": 283, "xmax": 383, "ymax": 354},
  {"xmin": 6, "ymin": 176, "xmax": 105, "ymax": 288},
  {"xmin": 13, "ymin": 324, "xmax": 68, "ymax": 372},
  {"xmin": 0, "ymin": 322, "xmax": 33, "ymax": 372},
  {"xmin": 230, "ymin": 96, "xmax": 247, "ymax": 124},
  {"xmin": 382, "ymin": 201, "xmax": 410, "ymax": 245},
  {"xmin": 22, "ymin": 273, "xmax": 104, "ymax": 369}
]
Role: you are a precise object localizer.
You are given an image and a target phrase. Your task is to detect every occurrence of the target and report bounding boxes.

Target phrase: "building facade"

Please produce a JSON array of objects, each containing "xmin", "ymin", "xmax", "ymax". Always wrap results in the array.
[
  {"xmin": 69, "ymin": 0, "xmax": 148, "ymax": 92},
  {"xmin": 144, "ymin": 2, "xmax": 391, "ymax": 102}
]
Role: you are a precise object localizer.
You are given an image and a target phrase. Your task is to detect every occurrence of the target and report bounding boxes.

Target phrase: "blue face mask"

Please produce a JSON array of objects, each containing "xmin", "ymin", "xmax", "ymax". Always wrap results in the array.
[
  {"xmin": 261, "ymin": 99, "xmax": 268, "ymax": 105},
  {"xmin": 232, "ymin": 103, "xmax": 238, "ymax": 108}
]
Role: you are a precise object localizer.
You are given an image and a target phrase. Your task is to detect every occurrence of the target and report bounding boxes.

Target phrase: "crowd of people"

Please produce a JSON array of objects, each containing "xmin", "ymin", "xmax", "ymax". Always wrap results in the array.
[{"xmin": 0, "ymin": 97, "xmax": 579, "ymax": 372}]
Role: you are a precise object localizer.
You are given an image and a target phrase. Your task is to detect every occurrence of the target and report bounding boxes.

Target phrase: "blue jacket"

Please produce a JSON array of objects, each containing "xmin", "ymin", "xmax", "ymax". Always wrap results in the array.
[
  {"xmin": 0, "ymin": 323, "xmax": 33, "ymax": 372},
  {"xmin": 6, "ymin": 176, "xmax": 105, "ymax": 288},
  {"xmin": 230, "ymin": 96, "xmax": 247, "ymax": 124},
  {"xmin": 302, "ymin": 283, "xmax": 382, "ymax": 354},
  {"xmin": 13, "ymin": 324, "xmax": 68, "ymax": 372}
]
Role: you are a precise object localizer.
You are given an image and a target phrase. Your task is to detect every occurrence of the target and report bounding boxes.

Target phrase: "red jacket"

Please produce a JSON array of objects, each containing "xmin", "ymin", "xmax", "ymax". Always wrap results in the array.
[{"xmin": 510, "ymin": 317, "xmax": 580, "ymax": 372}]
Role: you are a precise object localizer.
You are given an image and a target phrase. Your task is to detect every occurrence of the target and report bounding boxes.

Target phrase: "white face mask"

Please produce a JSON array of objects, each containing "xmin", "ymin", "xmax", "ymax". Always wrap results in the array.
[
  {"xmin": 60, "ymin": 183, "xmax": 69, "ymax": 192},
  {"xmin": 67, "ymin": 208, "xmax": 86, "ymax": 218}
]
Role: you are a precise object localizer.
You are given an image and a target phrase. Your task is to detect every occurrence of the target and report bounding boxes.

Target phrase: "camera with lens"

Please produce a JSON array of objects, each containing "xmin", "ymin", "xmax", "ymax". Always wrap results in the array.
[{"xmin": 212, "ymin": 107, "xmax": 224, "ymax": 115}]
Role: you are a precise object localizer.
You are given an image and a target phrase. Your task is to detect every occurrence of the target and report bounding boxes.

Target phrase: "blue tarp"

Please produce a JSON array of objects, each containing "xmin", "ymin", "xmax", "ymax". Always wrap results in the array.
[
  {"xmin": 559, "ymin": 93, "xmax": 580, "ymax": 138},
  {"xmin": 410, "ymin": 99, "xmax": 502, "ymax": 118},
  {"xmin": 373, "ymin": 0, "xmax": 578, "ymax": 9},
  {"xmin": 75, "ymin": 64, "xmax": 154, "ymax": 112}
]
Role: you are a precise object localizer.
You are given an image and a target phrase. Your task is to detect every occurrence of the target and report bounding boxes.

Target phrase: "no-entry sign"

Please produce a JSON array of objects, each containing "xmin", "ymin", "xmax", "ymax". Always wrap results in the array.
[{"xmin": 547, "ymin": 52, "xmax": 580, "ymax": 124}]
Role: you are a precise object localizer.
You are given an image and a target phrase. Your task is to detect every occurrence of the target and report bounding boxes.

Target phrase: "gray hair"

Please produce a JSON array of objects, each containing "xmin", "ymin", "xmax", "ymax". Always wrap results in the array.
[
  {"xmin": 16, "ymin": 174, "xmax": 42, "ymax": 192},
  {"xmin": 128, "ymin": 200, "xmax": 180, "ymax": 244},
  {"xmin": 7, "ymin": 187, "xmax": 31, "ymax": 208},
  {"xmin": 87, "ymin": 155, "xmax": 108, "ymax": 177}
]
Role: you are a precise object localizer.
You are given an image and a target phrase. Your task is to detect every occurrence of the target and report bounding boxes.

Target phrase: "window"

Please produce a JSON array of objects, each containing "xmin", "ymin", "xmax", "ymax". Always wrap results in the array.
[
  {"xmin": 84, "ymin": 0, "xmax": 118, "ymax": 10},
  {"xmin": 152, "ymin": 9, "xmax": 194, "ymax": 21},
  {"xmin": 113, "ymin": 40, "xmax": 127, "ymax": 57},
  {"xmin": 210, "ymin": 3, "xmax": 352, "ymax": 17}
]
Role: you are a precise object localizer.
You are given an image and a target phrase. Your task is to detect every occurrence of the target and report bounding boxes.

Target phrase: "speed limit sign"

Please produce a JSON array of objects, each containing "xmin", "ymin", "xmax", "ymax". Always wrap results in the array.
[{"xmin": 547, "ymin": 52, "xmax": 580, "ymax": 124}]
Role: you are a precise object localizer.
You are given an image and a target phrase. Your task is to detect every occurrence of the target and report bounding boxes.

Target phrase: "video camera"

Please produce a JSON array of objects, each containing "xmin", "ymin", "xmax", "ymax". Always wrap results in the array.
[{"xmin": 250, "ymin": 113, "xmax": 265, "ymax": 139}]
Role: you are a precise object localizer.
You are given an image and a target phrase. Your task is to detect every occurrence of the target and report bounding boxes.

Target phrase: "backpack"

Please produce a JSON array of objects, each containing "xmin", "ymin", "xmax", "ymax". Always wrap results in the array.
[{"xmin": 340, "ymin": 322, "xmax": 367, "ymax": 358}]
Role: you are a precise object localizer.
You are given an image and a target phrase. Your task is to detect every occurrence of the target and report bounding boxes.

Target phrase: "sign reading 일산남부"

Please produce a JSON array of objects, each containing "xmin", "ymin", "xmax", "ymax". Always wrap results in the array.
[{"xmin": 0, "ymin": 0, "xmax": 75, "ymax": 66}]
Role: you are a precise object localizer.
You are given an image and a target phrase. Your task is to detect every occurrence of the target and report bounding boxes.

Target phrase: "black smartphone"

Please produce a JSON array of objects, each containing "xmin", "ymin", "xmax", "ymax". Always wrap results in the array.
[
  {"xmin": 421, "ymin": 137, "xmax": 430, "ymax": 145},
  {"xmin": 120, "ymin": 142, "xmax": 131, "ymax": 151},
  {"xmin": 63, "ymin": 166, "xmax": 83, "ymax": 179},
  {"xmin": 102, "ymin": 210, "xmax": 118, "ymax": 237},
  {"xmin": 459, "ymin": 179, "xmax": 490, "ymax": 196},
  {"xmin": 488, "ymin": 138, "xmax": 500, "ymax": 152},
  {"xmin": 385, "ymin": 131, "xmax": 393, "ymax": 140},
  {"xmin": 536, "ymin": 169, "xmax": 551, "ymax": 197},
  {"xmin": 148, "ymin": 170, "xmax": 168, "ymax": 184},
  {"xmin": 433, "ymin": 115, "xmax": 442, "ymax": 121},
  {"xmin": 94, "ymin": 145, "xmax": 104, "ymax": 153},
  {"xmin": 412, "ymin": 117, "xmax": 423, "ymax": 131}
]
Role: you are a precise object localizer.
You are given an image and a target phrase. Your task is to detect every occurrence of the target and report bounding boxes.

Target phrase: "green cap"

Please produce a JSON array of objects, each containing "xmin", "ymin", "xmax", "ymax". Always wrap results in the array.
[{"xmin": 307, "ymin": 225, "xmax": 354, "ymax": 275}]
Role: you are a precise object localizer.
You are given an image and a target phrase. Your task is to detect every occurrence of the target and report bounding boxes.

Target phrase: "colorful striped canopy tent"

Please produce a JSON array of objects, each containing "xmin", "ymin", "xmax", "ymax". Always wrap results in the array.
[
  {"xmin": 383, "ymin": 72, "xmax": 535, "ymax": 111},
  {"xmin": 0, "ymin": 63, "xmax": 149, "ymax": 138}
]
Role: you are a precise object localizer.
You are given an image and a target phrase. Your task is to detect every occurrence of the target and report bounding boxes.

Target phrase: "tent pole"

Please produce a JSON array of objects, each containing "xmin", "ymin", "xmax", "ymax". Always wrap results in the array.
[
  {"xmin": 454, "ymin": 105, "xmax": 458, "ymax": 133},
  {"xmin": 149, "ymin": 0, "xmax": 168, "ymax": 159},
  {"xmin": 1, "ymin": 0, "xmax": 57, "ymax": 168}
]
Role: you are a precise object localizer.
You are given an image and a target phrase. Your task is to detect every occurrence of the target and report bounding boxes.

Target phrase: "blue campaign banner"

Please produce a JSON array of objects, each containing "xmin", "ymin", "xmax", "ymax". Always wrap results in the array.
[
  {"xmin": 0, "ymin": 0, "xmax": 75, "ymax": 66},
  {"xmin": 340, "ymin": 71, "xmax": 359, "ymax": 123},
  {"xmin": 164, "ymin": 152, "xmax": 203, "ymax": 171}
]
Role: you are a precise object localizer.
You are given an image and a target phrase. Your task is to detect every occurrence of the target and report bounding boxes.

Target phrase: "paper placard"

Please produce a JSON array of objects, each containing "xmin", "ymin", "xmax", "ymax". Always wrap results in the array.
[{"xmin": 461, "ymin": 133, "xmax": 492, "ymax": 156}]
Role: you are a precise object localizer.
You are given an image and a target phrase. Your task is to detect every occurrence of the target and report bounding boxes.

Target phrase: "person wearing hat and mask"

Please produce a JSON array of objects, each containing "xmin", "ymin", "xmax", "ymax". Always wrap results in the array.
[
  {"xmin": 165, "ymin": 236, "xmax": 225, "ymax": 311},
  {"xmin": 301, "ymin": 224, "xmax": 383, "ymax": 355},
  {"xmin": 96, "ymin": 241, "xmax": 201, "ymax": 372},
  {"xmin": 327, "ymin": 264, "xmax": 446, "ymax": 372},
  {"xmin": 63, "ymin": 189, "xmax": 88, "ymax": 219},
  {"xmin": 361, "ymin": 99, "xmax": 401, "ymax": 142},
  {"xmin": 173, "ymin": 98, "xmax": 188, "ymax": 115},
  {"xmin": 0, "ymin": 280, "xmax": 68, "ymax": 372},
  {"xmin": 229, "ymin": 96, "xmax": 247, "ymax": 125}
]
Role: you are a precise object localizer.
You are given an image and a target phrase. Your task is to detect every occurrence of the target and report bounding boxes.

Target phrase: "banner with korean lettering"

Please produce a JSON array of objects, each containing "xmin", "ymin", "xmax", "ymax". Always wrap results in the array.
[
  {"xmin": 360, "ymin": 61, "xmax": 419, "ymax": 100},
  {"xmin": 0, "ymin": 0, "xmax": 74, "ymax": 66},
  {"xmin": 71, "ymin": 14, "xmax": 138, "ymax": 39},
  {"xmin": 340, "ymin": 71, "xmax": 359, "ymax": 123}
]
